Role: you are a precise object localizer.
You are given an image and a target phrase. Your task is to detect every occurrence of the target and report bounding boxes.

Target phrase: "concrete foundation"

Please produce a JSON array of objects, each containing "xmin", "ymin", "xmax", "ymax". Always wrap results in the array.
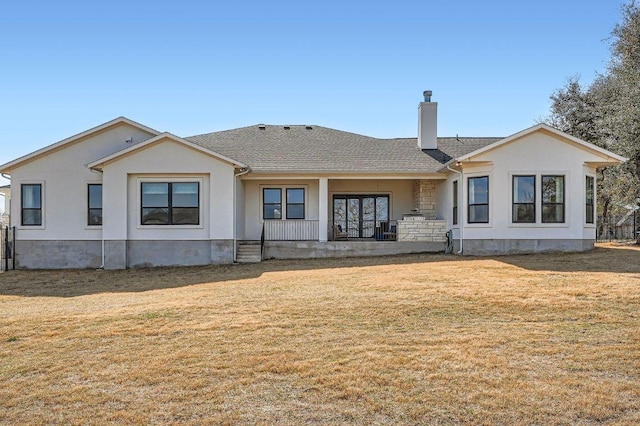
[
  {"xmin": 459, "ymin": 239, "xmax": 595, "ymax": 256},
  {"xmin": 104, "ymin": 240, "xmax": 126, "ymax": 270},
  {"xmin": 127, "ymin": 239, "xmax": 234, "ymax": 268},
  {"xmin": 14, "ymin": 239, "xmax": 233, "ymax": 270},
  {"xmin": 263, "ymin": 240, "xmax": 445, "ymax": 259},
  {"xmin": 15, "ymin": 240, "xmax": 102, "ymax": 269}
]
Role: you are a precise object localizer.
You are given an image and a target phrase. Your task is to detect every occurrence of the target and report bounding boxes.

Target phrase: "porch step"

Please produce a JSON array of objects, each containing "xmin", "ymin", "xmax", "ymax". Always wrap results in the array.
[{"xmin": 236, "ymin": 241, "xmax": 262, "ymax": 263}]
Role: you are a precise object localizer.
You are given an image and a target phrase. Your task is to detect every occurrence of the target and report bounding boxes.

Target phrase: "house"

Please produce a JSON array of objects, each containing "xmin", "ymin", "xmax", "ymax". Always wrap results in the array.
[
  {"xmin": 0, "ymin": 92, "xmax": 626, "ymax": 269},
  {"xmin": 0, "ymin": 185, "xmax": 10, "ymax": 228}
]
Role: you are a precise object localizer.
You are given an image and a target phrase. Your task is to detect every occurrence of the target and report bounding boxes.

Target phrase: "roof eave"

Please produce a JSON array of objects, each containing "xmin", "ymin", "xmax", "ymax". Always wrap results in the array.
[
  {"xmin": 87, "ymin": 132, "xmax": 247, "ymax": 170},
  {"xmin": 0, "ymin": 117, "xmax": 161, "ymax": 173}
]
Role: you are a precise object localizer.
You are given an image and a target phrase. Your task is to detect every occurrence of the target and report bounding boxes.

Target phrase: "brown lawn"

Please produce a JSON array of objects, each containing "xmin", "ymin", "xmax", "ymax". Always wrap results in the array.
[{"xmin": 1, "ymin": 244, "xmax": 639, "ymax": 425}]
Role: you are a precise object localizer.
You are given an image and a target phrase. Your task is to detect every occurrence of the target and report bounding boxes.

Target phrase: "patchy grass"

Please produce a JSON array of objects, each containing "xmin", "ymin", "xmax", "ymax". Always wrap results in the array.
[{"xmin": 1, "ymin": 244, "xmax": 639, "ymax": 424}]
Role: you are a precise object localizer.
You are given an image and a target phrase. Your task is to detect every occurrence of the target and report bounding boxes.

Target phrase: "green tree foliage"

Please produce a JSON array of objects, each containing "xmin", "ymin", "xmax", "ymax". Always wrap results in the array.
[{"xmin": 545, "ymin": 1, "xmax": 640, "ymax": 232}]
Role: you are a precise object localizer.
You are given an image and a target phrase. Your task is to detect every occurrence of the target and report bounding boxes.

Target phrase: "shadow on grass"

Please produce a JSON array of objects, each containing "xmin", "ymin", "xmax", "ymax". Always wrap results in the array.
[{"xmin": 1, "ymin": 245, "xmax": 638, "ymax": 298}]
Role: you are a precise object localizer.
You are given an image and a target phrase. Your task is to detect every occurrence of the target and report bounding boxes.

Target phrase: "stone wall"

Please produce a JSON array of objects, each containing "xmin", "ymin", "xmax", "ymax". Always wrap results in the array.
[
  {"xmin": 413, "ymin": 180, "xmax": 437, "ymax": 218},
  {"xmin": 397, "ymin": 216, "xmax": 447, "ymax": 242}
]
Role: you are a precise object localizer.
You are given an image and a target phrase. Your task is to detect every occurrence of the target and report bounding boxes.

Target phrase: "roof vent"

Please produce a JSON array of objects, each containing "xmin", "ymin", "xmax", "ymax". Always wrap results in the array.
[
  {"xmin": 258, "ymin": 125, "xmax": 266, "ymax": 130},
  {"xmin": 305, "ymin": 125, "xmax": 313, "ymax": 130},
  {"xmin": 423, "ymin": 90, "xmax": 433, "ymax": 102},
  {"xmin": 283, "ymin": 126, "xmax": 290, "ymax": 130}
]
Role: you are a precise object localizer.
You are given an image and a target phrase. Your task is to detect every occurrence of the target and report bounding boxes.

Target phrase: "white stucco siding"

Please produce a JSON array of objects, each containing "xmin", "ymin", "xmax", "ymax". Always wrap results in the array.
[
  {"xmin": 10, "ymin": 124, "xmax": 156, "ymax": 240},
  {"xmin": 459, "ymin": 131, "xmax": 603, "ymax": 241},
  {"xmin": 243, "ymin": 179, "xmax": 319, "ymax": 240},
  {"xmin": 101, "ymin": 139, "xmax": 236, "ymax": 241}
]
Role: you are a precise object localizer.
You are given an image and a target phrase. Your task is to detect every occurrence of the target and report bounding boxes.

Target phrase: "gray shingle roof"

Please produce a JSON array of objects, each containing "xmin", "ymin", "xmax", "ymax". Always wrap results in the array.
[{"xmin": 186, "ymin": 125, "xmax": 502, "ymax": 174}]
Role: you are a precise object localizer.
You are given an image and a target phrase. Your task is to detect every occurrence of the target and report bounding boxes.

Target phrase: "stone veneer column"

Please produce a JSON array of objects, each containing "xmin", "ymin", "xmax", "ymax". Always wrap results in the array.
[{"xmin": 413, "ymin": 180, "xmax": 437, "ymax": 219}]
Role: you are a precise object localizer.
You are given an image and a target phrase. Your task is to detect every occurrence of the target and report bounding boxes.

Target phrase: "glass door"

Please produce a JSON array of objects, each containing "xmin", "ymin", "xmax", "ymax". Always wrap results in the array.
[{"xmin": 333, "ymin": 195, "xmax": 389, "ymax": 239}]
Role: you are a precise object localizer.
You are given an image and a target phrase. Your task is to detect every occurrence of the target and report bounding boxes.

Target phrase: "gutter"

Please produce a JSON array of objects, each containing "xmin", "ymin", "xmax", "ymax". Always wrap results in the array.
[
  {"xmin": 446, "ymin": 162, "xmax": 463, "ymax": 254},
  {"xmin": 233, "ymin": 167, "xmax": 251, "ymax": 262}
]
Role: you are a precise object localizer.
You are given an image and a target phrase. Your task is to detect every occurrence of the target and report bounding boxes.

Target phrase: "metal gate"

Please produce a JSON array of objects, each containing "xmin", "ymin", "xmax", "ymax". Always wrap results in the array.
[{"xmin": 1, "ymin": 226, "xmax": 15, "ymax": 271}]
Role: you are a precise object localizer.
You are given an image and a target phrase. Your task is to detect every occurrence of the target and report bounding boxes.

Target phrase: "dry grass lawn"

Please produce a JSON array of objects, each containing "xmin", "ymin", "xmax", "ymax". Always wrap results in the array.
[{"xmin": 1, "ymin": 244, "xmax": 639, "ymax": 425}]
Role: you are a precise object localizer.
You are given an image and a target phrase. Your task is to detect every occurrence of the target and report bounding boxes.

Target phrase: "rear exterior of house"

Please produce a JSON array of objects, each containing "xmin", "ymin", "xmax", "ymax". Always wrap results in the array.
[{"xmin": 0, "ymin": 94, "xmax": 625, "ymax": 269}]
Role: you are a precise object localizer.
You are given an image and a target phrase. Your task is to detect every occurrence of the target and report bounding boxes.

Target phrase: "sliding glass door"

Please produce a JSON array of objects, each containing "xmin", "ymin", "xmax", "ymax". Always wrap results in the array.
[{"xmin": 333, "ymin": 195, "xmax": 389, "ymax": 238}]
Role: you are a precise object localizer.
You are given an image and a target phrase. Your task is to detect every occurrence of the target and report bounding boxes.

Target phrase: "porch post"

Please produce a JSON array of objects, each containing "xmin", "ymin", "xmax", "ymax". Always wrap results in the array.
[{"xmin": 319, "ymin": 177, "xmax": 328, "ymax": 242}]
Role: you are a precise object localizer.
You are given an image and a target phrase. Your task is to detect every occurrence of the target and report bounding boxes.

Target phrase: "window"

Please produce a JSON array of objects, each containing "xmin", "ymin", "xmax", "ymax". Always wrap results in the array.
[
  {"xmin": 263, "ymin": 188, "xmax": 282, "ymax": 219},
  {"xmin": 468, "ymin": 176, "xmax": 489, "ymax": 223},
  {"xmin": 21, "ymin": 184, "xmax": 42, "ymax": 226},
  {"xmin": 286, "ymin": 188, "xmax": 305, "ymax": 219},
  {"xmin": 141, "ymin": 182, "xmax": 199, "ymax": 225},
  {"xmin": 512, "ymin": 175, "xmax": 536, "ymax": 223},
  {"xmin": 88, "ymin": 184, "xmax": 102, "ymax": 226},
  {"xmin": 452, "ymin": 180, "xmax": 458, "ymax": 225},
  {"xmin": 542, "ymin": 175, "xmax": 565, "ymax": 223},
  {"xmin": 586, "ymin": 176, "xmax": 595, "ymax": 224}
]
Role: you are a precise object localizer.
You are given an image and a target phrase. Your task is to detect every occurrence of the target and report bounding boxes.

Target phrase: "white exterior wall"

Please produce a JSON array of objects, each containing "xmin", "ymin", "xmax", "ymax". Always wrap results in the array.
[
  {"xmin": 242, "ymin": 179, "xmax": 319, "ymax": 240},
  {"xmin": 10, "ymin": 124, "xmax": 156, "ymax": 240},
  {"xmin": 440, "ymin": 131, "xmax": 602, "ymax": 246},
  {"xmin": 102, "ymin": 139, "xmax": 236, "ymax": 242}
]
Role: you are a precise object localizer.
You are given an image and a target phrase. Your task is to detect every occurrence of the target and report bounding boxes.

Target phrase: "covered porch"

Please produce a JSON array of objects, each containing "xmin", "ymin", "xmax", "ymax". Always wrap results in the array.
[{"xmin": 239, "ymin": 177, "xmax": 448, "ymax": 259}]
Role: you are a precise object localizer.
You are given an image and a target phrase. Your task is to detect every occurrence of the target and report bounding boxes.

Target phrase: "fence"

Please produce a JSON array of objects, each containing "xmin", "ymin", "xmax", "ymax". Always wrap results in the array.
[
  {"xmin": 0, "ymin": 226, "xmax": 15, "ymax": 271},
  {"xmin": 596, "ymin": 212, "xmax": 639, "ymax": 242}
]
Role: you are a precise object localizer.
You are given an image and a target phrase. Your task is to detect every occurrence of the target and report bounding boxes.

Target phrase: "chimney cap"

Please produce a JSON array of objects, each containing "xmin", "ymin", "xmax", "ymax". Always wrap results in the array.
[{"xmin": 423, "ymin": 90, "xmax": 433, "ymax": 102}]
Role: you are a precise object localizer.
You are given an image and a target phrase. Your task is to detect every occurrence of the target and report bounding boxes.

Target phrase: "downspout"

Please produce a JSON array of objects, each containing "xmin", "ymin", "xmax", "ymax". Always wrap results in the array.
[
  {"xmin": 90, "ymin": 168, "xmax": 105, "ymax": 269},
  {"xmin": 446, "ymin": 162, "xmax": 464, "ymax": 254},
  {"xmin": 233, "ymin": 167, "xmax": 250, "ymax": 263}
]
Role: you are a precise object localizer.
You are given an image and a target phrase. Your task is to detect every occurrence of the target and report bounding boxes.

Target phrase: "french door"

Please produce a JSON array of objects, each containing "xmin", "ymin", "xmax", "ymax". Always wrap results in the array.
[{"xmin": 333, "ymin": 195, "xmax": 389, "ymax": 238}]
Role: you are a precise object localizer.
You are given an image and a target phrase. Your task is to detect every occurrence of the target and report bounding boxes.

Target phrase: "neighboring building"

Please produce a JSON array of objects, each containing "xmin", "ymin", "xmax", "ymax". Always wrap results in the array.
[
  {"xmin": 0, "ymin": 92, "xmax": 626, "ymax": 269},
  {"xmin": 0, "ymin": 185, "xmax": 10, "ymax": 228}
]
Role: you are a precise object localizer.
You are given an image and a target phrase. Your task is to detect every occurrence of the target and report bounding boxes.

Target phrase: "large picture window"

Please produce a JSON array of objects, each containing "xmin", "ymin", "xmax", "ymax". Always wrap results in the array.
[
  {"xmin": 263, "ymin": 188, "xmax": 282, "ymax": 219},
  {"xmin": 512, "ymin": 175, "xmax": 536, "ymax": 223},
  {"xmin": 542, "ymin": 175, "xmax": 565, "ymax": 223},
  {"xmin": 586, "ymin": 176, "xmax": 595, "ymax": 224},
  {"xmin": 452, "ymin": 180, "xmax": 458, "ymax": 225},
  {"xmin": 286, "ymin": 188, "xmax": 305, "ymax": 219},
  {"xmin": 141, "ymin": 182, "xmax": 199, "ymax": 225},
  {"xmin": 468, "ymin": 176, "xmax": 489, "ymax": 223},
  {"xmin": 88, "ymin": 184, "xmax": 102, "ymax": 226},
  {"xmin": 21, "ymin": 183, "xmax": 42, "ymax": 226}
]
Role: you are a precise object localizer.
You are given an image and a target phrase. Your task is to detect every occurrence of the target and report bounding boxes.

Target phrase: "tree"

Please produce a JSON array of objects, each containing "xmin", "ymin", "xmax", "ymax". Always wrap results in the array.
[{"xmin": 544, "ymin": 1, "xmax": 640, "ymax": 240}]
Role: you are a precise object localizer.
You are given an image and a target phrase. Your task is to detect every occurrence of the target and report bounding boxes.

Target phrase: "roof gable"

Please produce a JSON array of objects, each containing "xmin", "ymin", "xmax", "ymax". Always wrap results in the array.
[
  {"xmin": 456, "ymin": 123, "xmax": 626, "ymax": 166},
  {"xmin": 87, "ymin": 132, "xmax": 246, "ymax": 170},
  {"xmin": 0, "ymin": 117, "xmax": 160, "ymax": 173}
]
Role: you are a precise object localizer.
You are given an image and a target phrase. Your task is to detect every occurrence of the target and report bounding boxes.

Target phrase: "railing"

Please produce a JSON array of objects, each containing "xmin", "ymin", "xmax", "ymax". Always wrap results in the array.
[
  {"xmin": 264, "ymin": 220, "xmax": 319, "ymax": 241},
  {"xmin": 1, "ymin": 226, "xmax": 15, "ymax": 271},
  {"xmin": 260, "ymin": 223, "xmax": 265, "ymax": 260},
  {"xmin": 331, "ymin": 220, "xmax": 397, "ymax": 241}
]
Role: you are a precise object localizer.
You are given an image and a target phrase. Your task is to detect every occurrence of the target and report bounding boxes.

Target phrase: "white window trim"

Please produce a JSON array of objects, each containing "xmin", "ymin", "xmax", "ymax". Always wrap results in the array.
[
  {"xmin": 539, "ymin": 171, "xmax": 570, "ymax": 228},
  {"xmin": 17, "ymin": 180, "xmax": 45, "ymax": 230},
  {"xmin": 259, "ymin": 184, "xmax": 308, "ymax": 223},
  {"xmin": 451, "ymin": 179, "xmax": 459, "ymax": 229},
  {"xmin": 85, "ymin": 180, "xmax": 103, "ymax": 230},
  {"xmin": 507, "ymin": 171, "xmax": 570, "ymax": 228},
  {"xmin": 135, "ymin": 176, "xmax": 205, "ymax": 230},
  {"xmin": 584, "ymin": 172, "xmax": 596, "ymax": 228},
  {"xmin": 465, "ymin": 173, "xmax": 493, "ymax": 228}
]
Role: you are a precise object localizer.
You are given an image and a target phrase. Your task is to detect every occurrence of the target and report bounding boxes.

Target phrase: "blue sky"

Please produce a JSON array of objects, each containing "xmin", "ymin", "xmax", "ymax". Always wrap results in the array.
[{"xmin": 0, "ymin": 0, "xmax": 628, "ymax": 191}]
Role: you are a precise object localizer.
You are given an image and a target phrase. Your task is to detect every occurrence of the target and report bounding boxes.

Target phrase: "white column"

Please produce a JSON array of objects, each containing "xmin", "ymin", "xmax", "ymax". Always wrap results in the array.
[{"xmin": 318, "ymin": 177, "xmax": 328, "ymax": 242}]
